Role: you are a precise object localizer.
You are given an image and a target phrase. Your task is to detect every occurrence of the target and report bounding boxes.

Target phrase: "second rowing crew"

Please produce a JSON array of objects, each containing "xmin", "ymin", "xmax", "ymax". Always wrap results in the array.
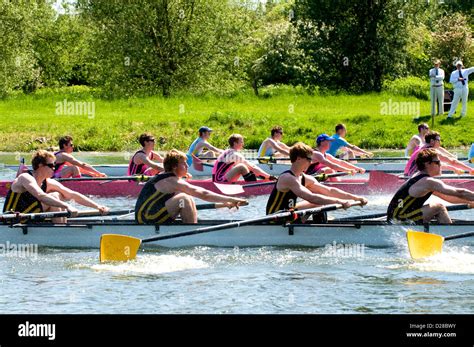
[{"xmin": 3, "ymin": 143, "xmax": 474, "ymax": 226}]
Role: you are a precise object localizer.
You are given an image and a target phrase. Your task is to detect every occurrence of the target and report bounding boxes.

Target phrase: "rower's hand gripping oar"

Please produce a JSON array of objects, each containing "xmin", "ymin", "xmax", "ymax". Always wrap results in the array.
[{"xmin": 99, "ymin": 201, "xmax": 363, "ymax": 262}]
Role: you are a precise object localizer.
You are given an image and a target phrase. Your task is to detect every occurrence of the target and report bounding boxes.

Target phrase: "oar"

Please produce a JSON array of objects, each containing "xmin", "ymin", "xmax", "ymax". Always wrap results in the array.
[
  {"xmin": 406, "ymin": 229, "xmax": 474, "ymax": 259},
  {"xmin": 57, "ymin": 175, "xmax": 150, "ymax": 182},
  {"xmin": 99, "ymin": 201, "xmax": 363, "ymax": 262},
  {"xmin": 335, "ymin": 204, "xmax": 472, "ymax": 222},
  {"xmin": 215, "ymin": 171, "xmax": 350, "ymax": 195},
  {"xmin": 0, "ymin": 208, "xmax": 134, "ymax": 221},
  {"xmin": 346, "ymin": 156, "xmax": 469, "ymax": 162}
]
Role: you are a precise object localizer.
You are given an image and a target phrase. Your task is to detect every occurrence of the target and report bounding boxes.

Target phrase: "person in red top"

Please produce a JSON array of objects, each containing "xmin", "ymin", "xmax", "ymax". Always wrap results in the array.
[{"xmin": 127, "ymin": 133, "xmax": 164, "ymax": 176}]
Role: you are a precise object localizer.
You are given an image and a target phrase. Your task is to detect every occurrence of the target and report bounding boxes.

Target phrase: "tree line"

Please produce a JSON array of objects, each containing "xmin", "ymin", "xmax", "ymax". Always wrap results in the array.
[{"xmin": 1, "ymin": 0, "xmax": 472, "ymax": 98}]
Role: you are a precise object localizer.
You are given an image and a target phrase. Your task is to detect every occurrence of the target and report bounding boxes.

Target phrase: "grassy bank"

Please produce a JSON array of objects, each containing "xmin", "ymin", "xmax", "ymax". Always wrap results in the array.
[{"xmin": 0, "ymin": 86, "xmax": 472, "ymax": 152}]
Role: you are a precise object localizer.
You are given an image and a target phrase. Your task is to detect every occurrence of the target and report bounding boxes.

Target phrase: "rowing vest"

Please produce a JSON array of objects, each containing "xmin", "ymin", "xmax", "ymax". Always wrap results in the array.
[
  {"xmin": 135, "ymin": 172, "xmax": 176, "ymax": 224},
  {"xmin": 404, "ymin": 144, "xmax": 432, "ymax": 176},
  {"xmin": 186, "ymin": 137, "xmax": 204, "ymax": 166},
  {"xmin": 386, "ymin": 173, "xmax": 432, "ymax": 224},
  {"xmin": 3, "ymin": 173, "xmax": 47, "ymax": 214},
  {"xmin": 212, "ymin": 149, "xmax": 236, "ymax": 183},
  {"xmin": 53, "ymin": 150, "xmax": 66, "ymax": 177},
  {"xmin": 306, "ymin": 152, "xmax": 326, "ymax": 175},
  {"xmin": 266, "ymin": 171, "xmax": 305, "ymax": 214},
  {"xmin": 128, "ymin": 150, "xmax": 153, "ymax": 176},
  {"xmin": 257, "ymin": 139, "xmax": 275, "ymax": 158}
]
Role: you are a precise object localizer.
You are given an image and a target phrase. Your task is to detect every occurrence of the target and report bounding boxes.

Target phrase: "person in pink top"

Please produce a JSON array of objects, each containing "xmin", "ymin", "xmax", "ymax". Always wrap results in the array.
[
  {"xmin": 54, "ymin": 136, "xmax": 106, "ymax": 178},
  {"xmin": 404, "ymin": 131, "xmax": 473, "ymax": 176},
  {"xmin": 127, "ymin": 133, "xmax": 164, "ymax": 176},
  {"xmin": 212, "ymin": 134, "xmax": 276, "ymax": 183}
]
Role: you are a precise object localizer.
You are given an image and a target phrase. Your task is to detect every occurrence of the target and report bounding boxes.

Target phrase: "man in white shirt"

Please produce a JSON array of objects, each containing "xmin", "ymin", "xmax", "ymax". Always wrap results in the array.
[
  {"xmin": 429, "ymin": 59, "xmax": 444, "ymax": 116},
  {"xmin": 447, "ymin": 60, "xmax": 474, "ymax": 118}
]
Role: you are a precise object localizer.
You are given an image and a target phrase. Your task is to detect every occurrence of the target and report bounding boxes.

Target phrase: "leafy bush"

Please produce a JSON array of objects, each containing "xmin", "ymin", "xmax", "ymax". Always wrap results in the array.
[{"xmin": 383, "ymin": 77, "xmax": 429, "ymax": 100}]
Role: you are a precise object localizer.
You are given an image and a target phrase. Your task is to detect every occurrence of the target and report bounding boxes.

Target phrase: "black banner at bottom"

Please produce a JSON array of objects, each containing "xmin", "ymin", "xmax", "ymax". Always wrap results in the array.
[{"xmin": 0, "ymin": 314, "xmax": 472, "ymax": 346}]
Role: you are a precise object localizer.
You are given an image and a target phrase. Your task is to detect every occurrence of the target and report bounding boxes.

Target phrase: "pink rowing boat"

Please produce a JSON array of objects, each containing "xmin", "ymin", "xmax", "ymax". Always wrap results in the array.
[{"xmin": 0, "ymin": 172, "xmax": 473, "ymax": 198}]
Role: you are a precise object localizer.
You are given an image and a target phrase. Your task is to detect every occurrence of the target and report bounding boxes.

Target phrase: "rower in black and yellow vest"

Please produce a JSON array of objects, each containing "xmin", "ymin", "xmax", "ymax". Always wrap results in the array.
[
  {"xmin": 387, "ymin": 148, "xmax": 474, "ymax": 225},
  {"xmin": 265, "ymin": 142, "xmax": 367, "ymax": 219},
  {"xmin": 2, "ymin": 150, "xmax": 109, "ymax": 224},
  {"xmin": 386, "ymin": 174, "xmax": 431, "ymax": 224},
  {"xmin": 3, "ymin": 173, "xmax": 47, "ymax": 215},
  {"xmin": 266, "ymin": 171, "xmax": 305, "ymax": 214},
  {"xmin": 135, "ymin": 173, "xmax": 176, "ymax": 224},
  {"xmin": 135, "ymin": 149, "xmax": 247, "ymax": 224}
]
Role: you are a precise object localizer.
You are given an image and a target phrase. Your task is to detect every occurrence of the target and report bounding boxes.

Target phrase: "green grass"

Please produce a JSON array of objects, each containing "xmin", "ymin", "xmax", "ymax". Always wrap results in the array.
[{"xmin": 0, "ymin": 86, "xmax": 472, "ymax": 152}]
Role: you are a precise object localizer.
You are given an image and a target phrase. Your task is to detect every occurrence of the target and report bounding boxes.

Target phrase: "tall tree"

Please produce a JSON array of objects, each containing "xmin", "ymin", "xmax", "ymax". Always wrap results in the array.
[{"xmin": 293, "ymin": 0, "xmax": 420, "ymax": 92}]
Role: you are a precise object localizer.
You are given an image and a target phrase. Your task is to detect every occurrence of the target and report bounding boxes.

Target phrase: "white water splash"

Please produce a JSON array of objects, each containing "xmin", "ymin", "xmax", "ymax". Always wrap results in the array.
[
  {"xmin": 406, "ymin": 246, "xmax": 474, "ymax": 274},
  {"xmin": 91, "ymin": 254, "xmax": 208, "ymax": 274}
]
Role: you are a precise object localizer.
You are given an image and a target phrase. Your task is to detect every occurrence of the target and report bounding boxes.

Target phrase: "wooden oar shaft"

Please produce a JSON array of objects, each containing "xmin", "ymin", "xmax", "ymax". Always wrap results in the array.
[
  {"xmin": 445, "ymin": 231, "xmax": 474, "ymax": 241},
  {"xmin": 141, "ymin": 202, "xmax": 360, "ymax": 244}
]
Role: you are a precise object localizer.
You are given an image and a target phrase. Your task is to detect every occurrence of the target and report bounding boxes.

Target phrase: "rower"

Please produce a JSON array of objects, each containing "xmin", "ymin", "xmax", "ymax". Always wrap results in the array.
[
  {"xmin": 127, "ymin": 133, "xmax": 164, "ymax": 176},
  {"xmin": 3, "ymin": 150, "xmax": 109, "ymax": 223},
  {"xmin": 135, "ymin": 150, "xmax": 246, "ymax": 224},
  {"xmin": 54, "ymin": 136, "xmax": 107, "ymax": 178},
  {"xmin": 387, "ymin": 148, "xmax": 474, "ymax": 224},
  {"xmin": 266, "ymin": 142, "xmax": 367, "ymax": 221},
  {"xmin": 405, "ymin": 123, "xmax": 429, "ymax": 157},
  {"xmin": 212, "ymin": 134, "xmax": 276, "ymax": 183},
  {"xmin": 404, "ymin": 131, "xmax": 473, "ymax": 176},
  {"xmin": 327, "ymin": 124, "xmax": 373, "ymax": 159},
  {"xmin": 186, "ymin": 126, "xmax": 223, "ymax": 166},
  {"xmin": 306, "ymin": 134, "xmax": 365, "ymax": 177},
  {"xmin": 257, "ymin": 126, "xmax": 290, "ymax": 162}
]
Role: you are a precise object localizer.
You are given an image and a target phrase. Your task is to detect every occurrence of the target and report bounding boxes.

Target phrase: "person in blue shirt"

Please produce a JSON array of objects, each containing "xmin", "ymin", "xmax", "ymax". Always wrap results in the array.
[
  {"xmin": 186, "ymin": 126, "xmax": 223, "ymax": 166},
  {"xmin": 327, "ymin": 124, "xmax": 373, "ymax": 159}
]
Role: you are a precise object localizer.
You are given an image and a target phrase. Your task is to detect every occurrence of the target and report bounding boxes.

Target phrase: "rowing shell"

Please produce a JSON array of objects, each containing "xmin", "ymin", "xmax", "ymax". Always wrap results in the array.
[
  {"xmin": 1, "ymin": 171, "xmax": 473, "ymax": 198},
  {"xmin": 1, "ymin": 219, "xmax": 473, "ymax": 248}
]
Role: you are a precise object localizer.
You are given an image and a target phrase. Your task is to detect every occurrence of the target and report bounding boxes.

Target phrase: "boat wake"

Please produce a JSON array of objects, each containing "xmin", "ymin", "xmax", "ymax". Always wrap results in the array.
[
  {"xmin": 406, "ymin": 246, "xmax": 474, "ymax": 274},
  {"xmin": 91, "ymin": 254, "xmax": 208, "ymax": 274}
]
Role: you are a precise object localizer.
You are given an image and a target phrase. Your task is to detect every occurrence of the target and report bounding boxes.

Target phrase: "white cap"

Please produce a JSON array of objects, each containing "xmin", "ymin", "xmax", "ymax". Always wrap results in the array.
[{"xmin": 455, "ymin": 60, "xmax": 463, "ymax": 67}]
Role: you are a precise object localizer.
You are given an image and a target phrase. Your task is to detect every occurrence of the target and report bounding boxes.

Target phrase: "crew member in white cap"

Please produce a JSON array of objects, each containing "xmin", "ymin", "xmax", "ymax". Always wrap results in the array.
[
  {"xmin": 429, "ymin": 59, "xmax": 444, "ymax": 116},
  {"xmin": 447, "ymin": 60, "xmax": 474, "ymax": 118}
]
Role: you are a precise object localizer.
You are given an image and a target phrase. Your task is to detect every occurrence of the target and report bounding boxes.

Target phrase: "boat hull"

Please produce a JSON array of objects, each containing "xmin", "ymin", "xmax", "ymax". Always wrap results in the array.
[{"xmin": 1, "ymin": 220, "xmax": 473, "ymax": 249}]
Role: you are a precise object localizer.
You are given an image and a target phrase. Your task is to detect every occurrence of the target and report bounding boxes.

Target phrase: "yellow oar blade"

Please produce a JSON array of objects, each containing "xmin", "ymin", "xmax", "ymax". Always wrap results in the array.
[
  {"xmin": 100, "ymin": 234, "xmax": 142, "ymax": 263},
  {"xmin": 406, "ymin": 230, "xmax": 444, "ymax": 260}
]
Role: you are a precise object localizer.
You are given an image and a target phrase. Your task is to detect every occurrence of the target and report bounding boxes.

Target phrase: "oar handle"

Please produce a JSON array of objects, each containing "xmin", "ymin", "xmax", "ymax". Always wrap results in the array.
[
  {"xmin": 196, "ymin": 202, "xmax": 249, "ymax": 210},
  {"xmin": 140, "ymin": 201, "xmax": 362, "ymax": 244}
]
